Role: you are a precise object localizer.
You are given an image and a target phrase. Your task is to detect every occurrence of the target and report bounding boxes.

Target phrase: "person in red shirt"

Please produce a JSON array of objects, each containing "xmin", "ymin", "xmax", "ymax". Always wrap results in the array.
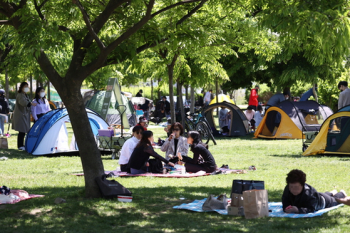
[
  {"xmin": 248, "ymin": 85, "xmax": 259, "ymax": 111},
  {"xmin": 136, "ymin": 116, "xmax": 148, "ymax": 131}
]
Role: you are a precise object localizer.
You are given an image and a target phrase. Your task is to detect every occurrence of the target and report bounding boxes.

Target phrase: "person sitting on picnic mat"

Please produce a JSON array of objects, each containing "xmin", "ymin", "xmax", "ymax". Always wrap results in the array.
[
  {"xmin": 161, "ymin": 122, "xmax": 189, "ymax": 160},
  {"xmin": 172, "ymin": 131, "xmax": 217, "ymax": 173},
  {"xmin": 118, "ymin": 125, "xmax": 144, "ymax": 172},
  {"xmin": 135, "ymin": 116, "xmax": 148, "ymax": 131},
  {"xmin": 127, "ymin": 131, "xmax": 175, "ymax": 174},
  {"xmin": 282, "ymin": 169, "xmax": 347, "ymax": 214}
]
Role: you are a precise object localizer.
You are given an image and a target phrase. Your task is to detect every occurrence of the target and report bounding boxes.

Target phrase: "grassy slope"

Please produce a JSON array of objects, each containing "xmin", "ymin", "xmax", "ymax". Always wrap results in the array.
[{"xmin": 0, "ymin": 125, "xmax": 349, "ymax": 233}]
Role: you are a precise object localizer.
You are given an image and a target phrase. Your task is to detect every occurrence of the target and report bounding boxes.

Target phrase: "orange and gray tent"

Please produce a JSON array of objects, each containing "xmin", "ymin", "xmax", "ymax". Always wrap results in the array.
[
  {"xmin": 254, "ymin": 100, "xmax": 333, "ymax": 139},
  {"xmin": 303, "ymin": 105, "xmax": 350, "ymax": 156},
  {"xmin": 202, "ymin": 101, "xmax": 249, "ymax": 136}
]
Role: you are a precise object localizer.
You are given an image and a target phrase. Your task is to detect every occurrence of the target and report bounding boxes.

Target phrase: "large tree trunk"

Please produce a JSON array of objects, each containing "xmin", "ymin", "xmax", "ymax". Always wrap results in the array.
[
  {"xmin": 185, "ymin": 84, "xmax": 189, "ymax": 100},
  {"xmin": 215, "ymin": 77, "xmax": 219, "ymax": 115},
  {"xmin": 58, "ymin": 83, "xmax": 105, "ymax": 198},
  {"xmin": 5, "ymin": 69, "xmax": 9, "ymax": 99},
  {"xmin": 178, "ymin": 81, "xmax": 186, "ymax": 128},
  {"xmin": 313, "ymin": 84, "xmax": 318, "ymax": 103},
  {"xmin": 167, "ymin": 54, "xmax": 178, "ymax": 123},
  {"xmin": 30, "ymin": 74, "xmax": 33, "ymax": 99},
  {"xmin": 47, "ymin": 81, "xmax": 51, "ymax": 101},
  {"xmin": 157, "ymin": 77, "xmax": 161, "ymax": 100},
  {"xmin": 151, "ymin": 78, "xmax": 154, "ymax": 100},
  {"xmin": 190, "ymin": 86, "xmax": 195, "ymax": 114}
]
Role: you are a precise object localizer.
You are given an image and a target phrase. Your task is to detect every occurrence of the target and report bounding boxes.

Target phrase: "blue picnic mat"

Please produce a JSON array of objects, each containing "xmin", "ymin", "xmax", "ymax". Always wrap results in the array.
[{"xmin": 173, "ymin": 198, "xmax": 344, "ymax": 218}]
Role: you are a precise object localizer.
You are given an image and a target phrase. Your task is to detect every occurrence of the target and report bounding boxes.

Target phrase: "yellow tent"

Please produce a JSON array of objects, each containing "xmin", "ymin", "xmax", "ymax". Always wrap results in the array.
[
  {"xmin": 210, "ymin": 94, "xmax": 235, "ymax": 105},
  {"xmin": 254, "ymin": 100, "xmax": 333, "ymax": 139},
  {"xmin": 303, "ymin": 111, "xmax": 350, "ymax": 156}
]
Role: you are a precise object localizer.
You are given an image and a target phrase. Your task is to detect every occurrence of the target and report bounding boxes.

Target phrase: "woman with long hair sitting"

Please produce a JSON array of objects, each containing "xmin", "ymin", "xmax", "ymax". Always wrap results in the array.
[
  {"xmin": 128, "ymin": 131, "xmax": 175, "ymax": 174},
  {"xmin": 181, "ymin": 131, "xmax": 217, "ymax": 173}
]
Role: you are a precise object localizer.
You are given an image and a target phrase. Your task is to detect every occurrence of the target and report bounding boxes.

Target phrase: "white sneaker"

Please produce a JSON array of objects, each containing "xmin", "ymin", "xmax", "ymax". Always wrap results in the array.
[{"xmin": 18, "ymin": 147, "xmax": 25, "ymax": 151}]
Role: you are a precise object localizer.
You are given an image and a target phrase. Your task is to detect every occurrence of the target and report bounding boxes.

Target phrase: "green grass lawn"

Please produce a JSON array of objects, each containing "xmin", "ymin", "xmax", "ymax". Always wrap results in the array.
[{"xmin": 0, "ymin": 125, "xmax": 350, "ymax": 233}]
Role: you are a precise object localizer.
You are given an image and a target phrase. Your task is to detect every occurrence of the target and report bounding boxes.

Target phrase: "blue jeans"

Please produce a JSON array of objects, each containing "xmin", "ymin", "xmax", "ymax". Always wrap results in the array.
[
  {"xmin": 0, "ymin": 115, "xmax": 6, "ymax": 135},
  {"xmin": 205, "ymin": 101, "xmax": 210, "ymax": 106}
]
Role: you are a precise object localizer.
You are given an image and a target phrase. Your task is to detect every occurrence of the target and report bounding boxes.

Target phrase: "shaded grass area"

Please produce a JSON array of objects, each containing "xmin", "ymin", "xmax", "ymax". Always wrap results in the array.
[{"xmin": 1, "ymin": 126, "xmax": 350, "ymax": 232}]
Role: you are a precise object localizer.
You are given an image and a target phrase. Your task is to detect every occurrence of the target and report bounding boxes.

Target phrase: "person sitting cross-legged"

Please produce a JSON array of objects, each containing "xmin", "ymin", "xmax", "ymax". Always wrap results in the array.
[
  {"xmin": 282, "ymin": 169, "xmax": 347, "ymax": 214},
  {"xmin": 176, "ymin": 131, "xmax": 217, "ymax": 173}
]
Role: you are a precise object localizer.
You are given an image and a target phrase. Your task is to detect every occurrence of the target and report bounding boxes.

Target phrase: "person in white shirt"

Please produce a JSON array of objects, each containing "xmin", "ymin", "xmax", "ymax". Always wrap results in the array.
[
  {"xmin": 119, "ymin": 125, "xmax": 144, "ymax": 172},
  {"xmin": 31, "ymin": 87, "xmax": 51, "ymax": 122},
  {"xmin": 204, "ymin": 89, "xmax": 212, "ymax": 106},
  {"xmin": 338, "ymin": 81, "xmax": 350, "ymax": 109},
  {"xmin": 244, "ymin": 106, "xmax": 256, "ymax": 131},
  {"xmin": 254, "ymin": 105, "xmax": 264, "ymax": 128}
]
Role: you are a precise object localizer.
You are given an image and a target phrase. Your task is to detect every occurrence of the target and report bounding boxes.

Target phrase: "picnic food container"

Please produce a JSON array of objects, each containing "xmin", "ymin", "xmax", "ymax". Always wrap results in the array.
[{"xmin": 118, "ymin": 195, "xmax": 133, "ymax": 202}]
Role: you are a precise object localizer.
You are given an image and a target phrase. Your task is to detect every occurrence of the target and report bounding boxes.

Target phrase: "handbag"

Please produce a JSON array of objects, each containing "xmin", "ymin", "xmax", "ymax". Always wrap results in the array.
[
  {"xmin": 95, "ymin": 175, "xmax": 132, "ymax": 199},
  {"xmin": 230, "ymin": 180, "xmax": 264, "ymax": 197},
  {"xmin": 202, "ymin": 194, "xmax": 228, "ymax": 211},
  {"xmin": 243, "ymin": 189, "xmax": 269, "ymax": 219},
  {"xmin": 0, "ymin": 137, "xmax": 8, "ymax": 149}
]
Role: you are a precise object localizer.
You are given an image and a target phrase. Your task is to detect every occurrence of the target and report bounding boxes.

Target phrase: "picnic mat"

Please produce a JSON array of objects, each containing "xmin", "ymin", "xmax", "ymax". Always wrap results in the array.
[
  {"xmin": 72, "ymin": 168, "xmax": 246, "ymax": 178},
  {"xmin": 173, "ymin": 198, "xmax": 344, "ymax": 218},
  {"xmin": 0, "ymin": 190, "xmax": 44, "ymax": 205}
]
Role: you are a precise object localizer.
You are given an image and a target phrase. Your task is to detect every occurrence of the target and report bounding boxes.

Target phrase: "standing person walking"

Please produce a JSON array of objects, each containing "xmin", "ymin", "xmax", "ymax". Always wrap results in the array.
[
  {"xmin": 204, "ymin": 89, "xmax": 212, "ymax": 107},
  {"xmin": 248, "ymin": 85, "xmax": 259, "ymax": 111},
  {"xmin": 12, "ymin": 82, "xmax": 37, "ymax": 150},
  {"xmin": 31, "ymin": 87, "xmax": 51, "ymax": 123},
  {"xmin": 338, "ymin": 81, "xmax": 350, "ymax": 109}
]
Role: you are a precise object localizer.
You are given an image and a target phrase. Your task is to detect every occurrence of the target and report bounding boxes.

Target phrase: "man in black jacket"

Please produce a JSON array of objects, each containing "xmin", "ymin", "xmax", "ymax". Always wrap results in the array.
[{"xmin": 282, "ymin": 169, "xmax": 346, "ymax": 214}]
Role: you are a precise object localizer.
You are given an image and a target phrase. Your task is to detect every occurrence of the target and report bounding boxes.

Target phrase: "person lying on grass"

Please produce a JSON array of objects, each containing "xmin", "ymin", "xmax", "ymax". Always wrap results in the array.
[{"xmin": 282, "ymin": 169, "xmax": 347, "ymax": 214}]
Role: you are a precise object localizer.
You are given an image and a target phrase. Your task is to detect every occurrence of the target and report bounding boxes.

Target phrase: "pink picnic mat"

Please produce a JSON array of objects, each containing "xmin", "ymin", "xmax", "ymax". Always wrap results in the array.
[
  {"xmin": 72, "ymin": 168, "xmax": 246, "ymax": 178},
  {"xmin": 0, "ymin": 190, "xmax": 44, "ymax": 204}
]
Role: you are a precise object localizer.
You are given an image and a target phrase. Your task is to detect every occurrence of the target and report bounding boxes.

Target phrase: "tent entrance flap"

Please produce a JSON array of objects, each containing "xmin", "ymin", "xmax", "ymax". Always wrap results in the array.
[{"xmin": 326, "ymin": 116, "xmax": 350, "ymax": 152}]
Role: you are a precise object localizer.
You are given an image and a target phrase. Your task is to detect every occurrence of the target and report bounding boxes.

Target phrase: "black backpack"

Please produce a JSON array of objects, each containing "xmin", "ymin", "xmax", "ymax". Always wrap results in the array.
[{"xmin": 95, "ymin": 175, "xmax": 132, "ymax": 198}]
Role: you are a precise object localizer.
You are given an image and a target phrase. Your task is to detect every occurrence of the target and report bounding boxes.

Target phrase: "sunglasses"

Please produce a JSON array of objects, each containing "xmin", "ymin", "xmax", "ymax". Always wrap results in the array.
[{"xmin": 173, "ymin": 128, "xmax": 180, "ymax": 131}]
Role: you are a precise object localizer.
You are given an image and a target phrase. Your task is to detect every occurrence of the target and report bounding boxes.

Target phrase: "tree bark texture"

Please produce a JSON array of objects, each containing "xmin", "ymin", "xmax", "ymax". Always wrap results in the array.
[
  {"xmin": 151, "ymin": 79, "xmax": 154, "ymax": 100},
  {"xmin": 57, "ymin": 82, "xmax": 105, "ymax": 198},
  {"xmin": 5, "ymin": 68, "xmax": 9, "ymax": 99},
  {"xmin": 167, "ymin": 54, "xmax": 179, "ymax": 123},
  {"xmin": 177, "ymin": 81, "xmax": 186, "ymax": 128},
  {"xmin": 313, "ymin": 84, "xmax": 318, "ymax": 103},
  {"xmin": 30, "ymin": 74, "xmax": 33, "ymax": 99},
  {"xmin": 157, "ymin": 78, "xmax": 161, "ymax": 100},
  {"xmin": 190, "ymin": 86, "xmax": 195, "ymax": 114}
]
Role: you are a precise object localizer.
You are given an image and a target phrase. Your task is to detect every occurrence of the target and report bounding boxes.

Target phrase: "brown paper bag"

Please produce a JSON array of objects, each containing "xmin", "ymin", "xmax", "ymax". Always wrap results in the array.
[
  {"xmin": 0, "ymin": 137, "xmax": 8, "ymax": 149},
  {"xmin": 243, "ymin": 189, "xmax": 269, "ymax": 219},
  {"xmin": 231, "ymin": 193, "xmax": 244, "ymax": 207}
]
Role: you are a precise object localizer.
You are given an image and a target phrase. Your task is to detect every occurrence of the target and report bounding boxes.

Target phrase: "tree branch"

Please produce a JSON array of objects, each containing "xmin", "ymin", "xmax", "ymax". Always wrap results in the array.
[
  {"xmin": 33, "ymin": 0, "xmax": 45, "ymax": 20},
  {"xmin": 176, "ymin": 0, "xmax": 208, "ymax": 26},
  {"xmin": 39, "ymin": 0, "xmax": 49, "ymax": 8},
  {"xmin": 74, "ymin": 0, "xmax": 105, "ymax": 50},
  {"xmin": 36, "ymin": 49, "xmax": 64, "ymax": 90},
  {"xmin": 0, "ymin": 19, "xmax": 12, "ymax": 25},
  {"xmin": 150, "ymin": 0, "xmax": 202, "ymax": 19}
]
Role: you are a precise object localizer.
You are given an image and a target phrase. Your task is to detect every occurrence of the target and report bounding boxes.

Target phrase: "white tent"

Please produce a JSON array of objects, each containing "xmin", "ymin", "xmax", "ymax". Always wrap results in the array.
[{"xmin": 25, "ymin": 108, "xmax": 108, "ymax": 156}]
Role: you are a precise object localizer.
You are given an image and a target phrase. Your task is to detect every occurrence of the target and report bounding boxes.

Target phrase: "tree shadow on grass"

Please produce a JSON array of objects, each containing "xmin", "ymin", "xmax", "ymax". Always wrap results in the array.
[
  {"xmin": 1, "ymin": 186, "xmax": 348, "ymax": 233},
  {"xmin": 268, "ymin": 153, "xmax": 304, "ymax": 159}
]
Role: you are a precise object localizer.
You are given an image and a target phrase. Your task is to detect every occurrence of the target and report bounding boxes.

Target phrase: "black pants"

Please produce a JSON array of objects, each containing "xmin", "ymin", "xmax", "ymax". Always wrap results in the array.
[
  {"xmin": 320, "ymin": 191, "xmax": 346, "ymax": 208},
  {"xmin": 181, "ymin": 156, "xmax": 216, "ymax": 173},
  {"xmin": 120, "ymin": 164, "xmax": 129, "ymax": 173},
  {"xmin": 17, "ymin": 132, "xmax": 25, "ymax": 148}
]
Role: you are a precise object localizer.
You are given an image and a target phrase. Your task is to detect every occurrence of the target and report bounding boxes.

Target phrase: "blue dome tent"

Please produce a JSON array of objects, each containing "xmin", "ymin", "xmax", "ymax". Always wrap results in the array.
[{"xmin": 25, "ymin": 108, "xmax": 109, "ymax": 156}]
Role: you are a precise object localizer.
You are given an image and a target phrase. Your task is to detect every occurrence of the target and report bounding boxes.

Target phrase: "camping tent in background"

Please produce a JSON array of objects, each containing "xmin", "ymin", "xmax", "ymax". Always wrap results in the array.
[
  {"xmin": 49, "ymin": 87, "xmax": 62, "ymax": 102},
  {"xmin": 83, "ymin": 79, "xmax": 136, "ymax": 128},
  {"xmin": 303, "ymin": 105, "xmax": 350, "ymax": 156},
  {"xmin": 130, "ymin": 97, "xmax": 154, "ymax": 110},
  {"xmin": 209, "ymin": 94, "xmax": 235, "ymax": 105},
  {"xmin": 254, "ymin": 100, "xmax": 333, "ymax": 139},
  {"xmin": 25, "ymin": 108, "xmax": 108, "ymax": 156},
  {"xmin": 202, "ymin": 101, "xmax": 249, "ymax": 136}
]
